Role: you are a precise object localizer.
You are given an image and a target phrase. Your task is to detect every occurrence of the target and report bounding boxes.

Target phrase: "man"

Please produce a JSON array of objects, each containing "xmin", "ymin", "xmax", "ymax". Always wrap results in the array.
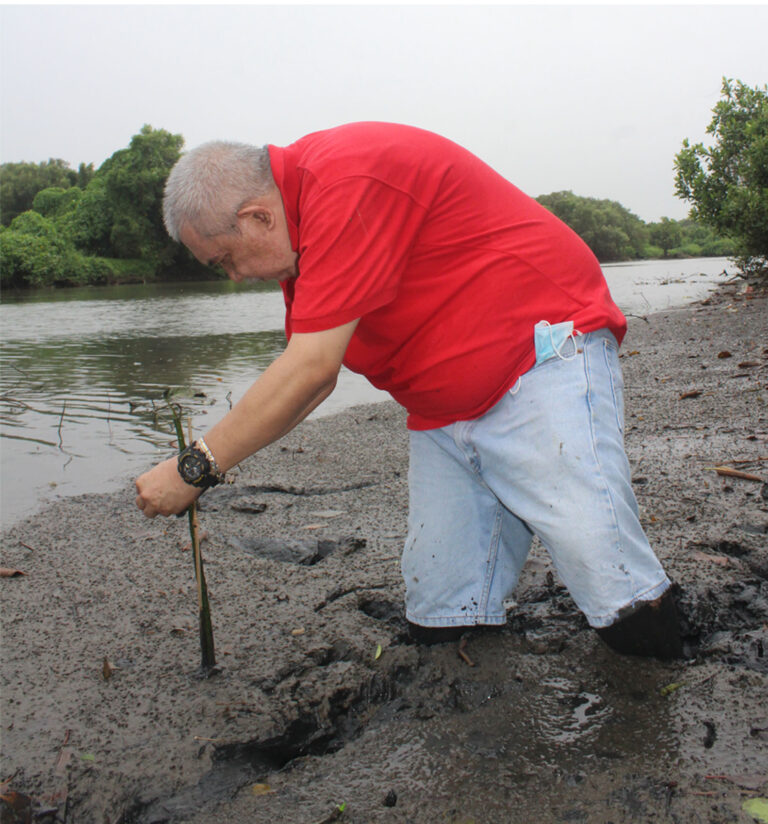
[{"xmin": 135, "ymin": 122, "xmax": 682, "ymax": 658}]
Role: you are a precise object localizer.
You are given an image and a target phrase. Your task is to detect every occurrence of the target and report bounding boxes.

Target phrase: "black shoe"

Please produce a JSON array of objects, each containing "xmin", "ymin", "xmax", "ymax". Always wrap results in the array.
[{"xmin": 595, "ymin": 589, "xmax": 684, "ymax": 660}]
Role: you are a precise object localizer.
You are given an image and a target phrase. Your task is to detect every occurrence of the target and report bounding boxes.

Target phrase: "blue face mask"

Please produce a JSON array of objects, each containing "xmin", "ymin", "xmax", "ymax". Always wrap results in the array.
[{"xmin": 534, "ymin": 320, "xmax": 577, "ymax": 366}]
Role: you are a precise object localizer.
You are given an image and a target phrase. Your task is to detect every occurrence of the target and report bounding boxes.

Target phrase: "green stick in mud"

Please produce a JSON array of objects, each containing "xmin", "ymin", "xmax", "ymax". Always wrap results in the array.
[{"xmin": 168, "ymin": 403, "xmax": 216, "ymax": 670}]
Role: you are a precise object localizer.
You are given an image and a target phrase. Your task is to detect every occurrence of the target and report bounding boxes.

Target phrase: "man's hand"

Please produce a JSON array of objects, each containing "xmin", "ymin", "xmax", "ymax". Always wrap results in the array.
[{"xmin": 135, "ymin": 457, "xmax": 201, "ymax": 518}]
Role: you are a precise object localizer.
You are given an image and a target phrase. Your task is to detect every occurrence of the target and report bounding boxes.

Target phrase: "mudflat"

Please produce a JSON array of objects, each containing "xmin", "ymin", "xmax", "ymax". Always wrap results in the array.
[{"xmin": 1, "ymin": 283, "xmax": 766, "ymax": 823}]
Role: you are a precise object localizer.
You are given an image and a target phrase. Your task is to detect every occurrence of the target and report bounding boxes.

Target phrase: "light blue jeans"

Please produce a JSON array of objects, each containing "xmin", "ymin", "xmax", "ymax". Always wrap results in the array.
[{"xmin": 403, "ymin": 328, "xmax": 670, "ymax": 629}]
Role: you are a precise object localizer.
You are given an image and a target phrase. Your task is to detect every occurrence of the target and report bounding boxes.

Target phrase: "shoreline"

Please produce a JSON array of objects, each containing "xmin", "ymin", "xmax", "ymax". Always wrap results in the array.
[
  {"xmin": 0, "ymin": 256, "xmax": 737, "ymax": 529},
  {"xmin": 1, "ymin": 283, "xmax": 766, "ymax": 823}
]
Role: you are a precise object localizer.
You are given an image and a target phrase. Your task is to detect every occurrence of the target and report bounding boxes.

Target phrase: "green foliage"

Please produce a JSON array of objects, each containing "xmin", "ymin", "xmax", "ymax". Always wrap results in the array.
[
  {"xmin": 647, "ymin": 216, "xmax": 681, "ymax": 256},
  {"xmin": 0, "ymin": 125, "xmax": 213, "ymax": 288},
  {"xmin": 646, "ymin": 217, "xmax": 736, "ymax": 259},
  {"xmin": 60, "ymin": 177, "xmax": 114, "ymax": 255},
  {"xmin": 96, "ymin": 124, "xmax": 184, "ymax": 266},
  {"xmin": 675, "ymin": 78, "xmax": 768, "ymax": 279},
  {"xmin": 32, "ymin": 186, "xmax": 83, "ymax": 219},
  {"xmin": 0, "ymin": 211, "xmax": 109, "ymax": 287},
  {"xmin": 0, "ymin": 158, "xmax": 92, "ymax": 226},
  {"xmin": 536, "ymin": 191, "xmax": 648, "ymax": 262}
]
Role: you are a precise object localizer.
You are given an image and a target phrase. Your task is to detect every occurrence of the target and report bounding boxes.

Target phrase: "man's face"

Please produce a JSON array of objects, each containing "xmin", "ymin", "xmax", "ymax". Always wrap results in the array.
[{"xmin": 180, "ymin": 202, "xmax": 298, "ymax": 284}]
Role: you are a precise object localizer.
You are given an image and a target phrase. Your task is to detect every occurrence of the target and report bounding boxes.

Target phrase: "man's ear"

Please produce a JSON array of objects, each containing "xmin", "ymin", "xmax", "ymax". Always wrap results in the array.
[{"xmin": 236, "ymin": 200, "xmax": 274, "ymax": 228}]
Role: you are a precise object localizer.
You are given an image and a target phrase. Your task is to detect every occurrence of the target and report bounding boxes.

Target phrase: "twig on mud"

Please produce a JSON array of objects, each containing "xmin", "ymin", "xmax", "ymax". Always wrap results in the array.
[
  {"xmin": 0, "ymin": 770, "xmax": 20, "ymax": 789},
  {"xmin": 709, "ymin": 466, "xmax": 764, "ymax": 482},
  {"xmin": 57, "ymin": 401, "xmax": 66, "ymax": 449},
  {"xmin": 18, "ymin": 541, "xmax": 37, "ymax": 552},
  {"xmin": 458, "ymin": 637, "xmax": 475, "ymax": 667}
]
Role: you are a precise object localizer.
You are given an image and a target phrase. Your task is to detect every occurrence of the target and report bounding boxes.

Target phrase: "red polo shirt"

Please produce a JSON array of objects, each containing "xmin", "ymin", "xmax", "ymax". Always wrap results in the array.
[{"xmin": 269, "ymin": 122, "xmax": 626, "ymax": 430}]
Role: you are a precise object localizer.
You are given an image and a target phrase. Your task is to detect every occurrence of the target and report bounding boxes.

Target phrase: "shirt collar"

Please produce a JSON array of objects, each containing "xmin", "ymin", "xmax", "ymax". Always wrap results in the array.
[{"xmin": 268, "ymin": 144, "xmax": 300, "ymax": 252}]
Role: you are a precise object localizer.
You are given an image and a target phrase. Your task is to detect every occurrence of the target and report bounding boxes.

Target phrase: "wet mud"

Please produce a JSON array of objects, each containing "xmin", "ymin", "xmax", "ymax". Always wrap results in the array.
[{"xmin": 1, "ymin": 284, "xmax": 767, "ymax": 823}]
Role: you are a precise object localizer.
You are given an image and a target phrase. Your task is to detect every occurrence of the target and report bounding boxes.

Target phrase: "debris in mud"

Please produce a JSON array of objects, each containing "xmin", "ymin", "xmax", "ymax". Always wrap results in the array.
[
  {"xmin": 742, "ymin": 797, "xmax": 768, "ymax": 823},
  {"xmin": 457, "ymin": 636, "xmax": 475, "ymax": 667},
  {"xmin": 310, "ymin": 802, "xmax": 346, "ymax": 824},
  {"xmin": 0, "ymin": 788, "xmax": 33, "ymax": 824},
  {"xmin": 230, "ymin": 499, "xmax": 267, "ymax": 514},
  {"xmin": 711, "ymin": 466, "xmax": 765, "ymax": 483},
  {"xmin": 228, "ymin": 535, "xmax": 365, "ymax": 566},
  {"xmin": 102, "ymin": 657, "xmax": 116, "ymax": 681}
]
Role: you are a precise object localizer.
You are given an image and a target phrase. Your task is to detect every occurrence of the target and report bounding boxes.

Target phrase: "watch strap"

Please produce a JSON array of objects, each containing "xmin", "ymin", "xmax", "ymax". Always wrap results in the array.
[{"xmin": 196, "ymin": 437, "xmax": 225, "ymax": 483}]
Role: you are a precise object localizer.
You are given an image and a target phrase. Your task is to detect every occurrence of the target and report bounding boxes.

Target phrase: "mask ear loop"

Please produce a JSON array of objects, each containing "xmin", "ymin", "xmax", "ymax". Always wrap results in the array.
[{"xmin": 542, "ymin": 320, "xmax": 579, "ymax": 362}]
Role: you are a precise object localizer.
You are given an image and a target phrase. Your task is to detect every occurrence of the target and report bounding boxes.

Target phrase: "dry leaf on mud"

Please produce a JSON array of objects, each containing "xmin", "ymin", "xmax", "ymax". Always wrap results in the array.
[
  {"xmin": 0, "ymin": 568, "xmax": 26, "ymax": 578},
  {"xmin": 743, "ymin": 798, "xmax": 768, "ymax": 823},
  {"xmin": 738, "ymin": 361, "xmax": 760, "ymax": 368},
  {"xmin": 718, "ymin": 350, "xmax": 732, "ymax": 359},
  {"xmin": 102, "ymin": 657, "xmax": 116, "ymax": 681},
  {"xmin": 679, "ymin": 390, "xmax": 702, "ymax": 400},
  {"xmin": 250, "ymin": 783, "xmax": 275, "ymax": 796}
]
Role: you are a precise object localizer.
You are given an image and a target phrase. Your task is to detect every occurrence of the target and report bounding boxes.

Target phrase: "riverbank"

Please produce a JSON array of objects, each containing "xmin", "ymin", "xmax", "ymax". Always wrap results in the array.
[
  {"xmin": 1, "ymin": 283, "xmax": 766, "ymax": 823},
  {"xmin": 0, "ymin": 257, "xmax": 736, "ymax": 526}
]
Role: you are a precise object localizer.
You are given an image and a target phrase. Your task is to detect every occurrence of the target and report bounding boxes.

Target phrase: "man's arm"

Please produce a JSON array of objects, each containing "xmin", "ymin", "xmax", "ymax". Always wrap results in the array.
[{"xmin": 135, "ymin": 318, "xmax": 359, "ymax": 518}]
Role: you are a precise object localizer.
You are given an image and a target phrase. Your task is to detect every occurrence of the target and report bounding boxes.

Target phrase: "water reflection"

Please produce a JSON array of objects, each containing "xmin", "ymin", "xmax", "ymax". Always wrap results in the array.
[{"xmin": 2, "ymin": 329, "xmax": 286, "ymax": 446}]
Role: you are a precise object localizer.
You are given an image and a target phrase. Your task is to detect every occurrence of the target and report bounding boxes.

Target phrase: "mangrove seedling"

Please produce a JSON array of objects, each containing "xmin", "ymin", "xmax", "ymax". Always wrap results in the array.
[{"xmin": 168, "ymin": 402, "xmax": 216, "ymax": 671}]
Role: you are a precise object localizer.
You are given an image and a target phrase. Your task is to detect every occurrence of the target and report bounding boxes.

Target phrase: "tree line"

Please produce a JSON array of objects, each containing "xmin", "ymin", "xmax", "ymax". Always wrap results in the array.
[
  {"xmin": 1, "ymin": 78, "xmax": 765, "ymax": 289},
  {"xmin": 0, "ymin": 126, "xmax": 210, "ymax": 288}
]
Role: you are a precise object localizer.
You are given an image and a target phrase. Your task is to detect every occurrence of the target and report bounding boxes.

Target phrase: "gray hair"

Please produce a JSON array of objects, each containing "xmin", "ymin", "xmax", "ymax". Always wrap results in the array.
[{"xmin": 163, "ymin": 141, "xmax": 275, "ymax": 241}]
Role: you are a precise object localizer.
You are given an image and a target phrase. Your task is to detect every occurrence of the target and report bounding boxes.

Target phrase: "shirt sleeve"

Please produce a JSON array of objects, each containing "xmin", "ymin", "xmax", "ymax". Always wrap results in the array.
[{"xmin": 288, "ymin": 176, "xmax": 428, "ymax": 332}]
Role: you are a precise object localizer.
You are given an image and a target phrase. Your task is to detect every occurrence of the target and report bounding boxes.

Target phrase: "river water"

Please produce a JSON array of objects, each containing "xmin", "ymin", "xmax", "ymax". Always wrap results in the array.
[{"xmin": 0, "ymin": 257, "xmax": 735, "ymax": 526}]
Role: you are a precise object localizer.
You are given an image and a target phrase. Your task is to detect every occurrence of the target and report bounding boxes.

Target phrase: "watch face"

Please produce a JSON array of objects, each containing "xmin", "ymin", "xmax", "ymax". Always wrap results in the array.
[{"xmin": 179, "ymin": 451, "xmax": 207, "ymax": 483}]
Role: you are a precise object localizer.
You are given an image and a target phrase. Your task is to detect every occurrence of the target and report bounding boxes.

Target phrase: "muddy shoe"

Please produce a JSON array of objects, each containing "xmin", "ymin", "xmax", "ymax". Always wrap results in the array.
[{"xmin": 595, "ymin": 589, "xmax": 684, "ymax": 660}]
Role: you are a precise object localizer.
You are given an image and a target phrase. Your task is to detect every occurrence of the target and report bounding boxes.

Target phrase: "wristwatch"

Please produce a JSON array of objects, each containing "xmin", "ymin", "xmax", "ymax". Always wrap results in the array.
[{"xmin": 177, "ymin": 438, "xmax": 225, "ymax": 489}]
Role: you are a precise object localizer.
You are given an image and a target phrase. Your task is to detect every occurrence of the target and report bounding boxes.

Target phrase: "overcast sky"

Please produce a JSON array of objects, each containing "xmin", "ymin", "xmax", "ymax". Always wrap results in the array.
[{"xmin": 1, "ymin": 4, "xmax": 766, "ymax": 222}]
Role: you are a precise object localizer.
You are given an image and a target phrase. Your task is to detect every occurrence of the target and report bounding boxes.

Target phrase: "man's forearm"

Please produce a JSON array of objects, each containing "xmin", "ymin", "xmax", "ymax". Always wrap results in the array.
[
  {"xmin": 201, "ymin": 346, "xmax": 339, "ymax": 472},
  {"xmin": 135, "ymin": 321, "xmax": 358, "ymax": 519}
]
